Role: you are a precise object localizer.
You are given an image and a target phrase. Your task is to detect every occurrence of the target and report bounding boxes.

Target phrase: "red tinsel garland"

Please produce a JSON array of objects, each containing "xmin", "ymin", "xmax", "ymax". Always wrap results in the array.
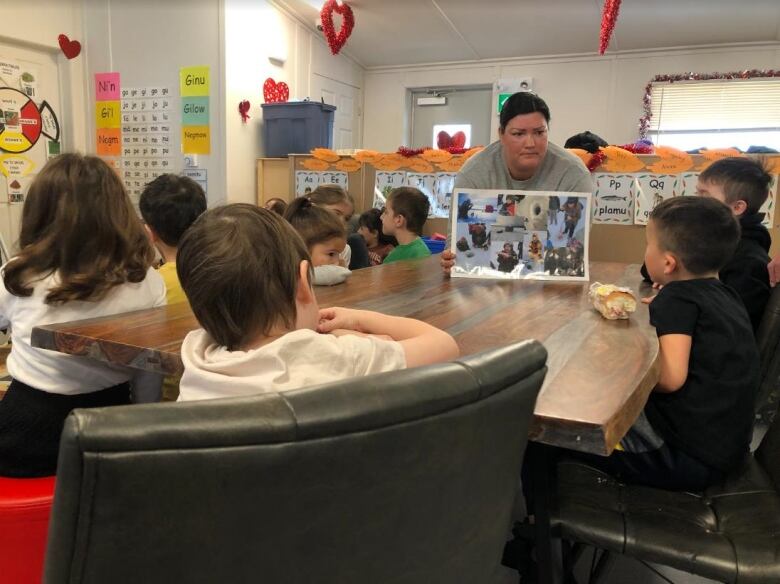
[
  {"xmin": 587, "ymin": 150, "xmax": 607, "ymax": 172},
  {"xmin": 397, "ymin": 146, "xmax": 472, "ymax": 157},
  {"xmin": 638, "ymin": 69, "xmax": 780, "ymax": 139},
  {"xmin": 599, "ymin": 0, "xmax": 622, "ymax": 55},
  {"xmin": 618, "ymin": 142, "xmax": 654, "ymax": 154}
]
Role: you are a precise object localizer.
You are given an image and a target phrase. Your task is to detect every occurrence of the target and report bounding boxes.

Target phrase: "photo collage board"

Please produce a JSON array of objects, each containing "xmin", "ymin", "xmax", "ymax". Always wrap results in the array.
[
  {"xmin": 451, "ymin": 189, "xmax": 591, "ymax": 281},
  {"xmin": 593, "ymin": 172, "xmax": 777, "ymax": 227}
]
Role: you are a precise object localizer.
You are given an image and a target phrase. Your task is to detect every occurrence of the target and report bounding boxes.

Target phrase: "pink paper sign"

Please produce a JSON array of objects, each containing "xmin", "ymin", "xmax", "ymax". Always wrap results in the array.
[{"xmin": 95, "ymin": 72, "xmax": 120, "ymax": 101}]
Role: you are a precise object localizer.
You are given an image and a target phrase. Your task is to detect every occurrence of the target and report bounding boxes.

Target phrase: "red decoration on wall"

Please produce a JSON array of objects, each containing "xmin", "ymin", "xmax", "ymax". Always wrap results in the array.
[
  {"xmin": 397, "ymin": 146, "xmax": 427, "ymax": 157},
  {"xmin": 263, "ymin": 78, "xmax": 289, "ymax": 103},
  {"xmin": 238, "ymin": 100, "xmax": 251, "ymax": 123},
  {"xmin": 436, "ymin": 131, "xmax": 466, "ymax": 150},
  {"xmin": 638, "ymin": 69, "xmax": 780, "ymax": 139},
  {"xmin": 598, "ymin": 0, "xmax": 622, "ymax": 55},
  {"xmin": 586, "ymin": 150, "xmax": 607, "ymax": 172},
  {"xmin": 58, "ymin": 34, "xmax": 81, "ymax": 60},
  {"xmin": 320, "ymin": 0, "xmax": 355, "ymax": 56}
]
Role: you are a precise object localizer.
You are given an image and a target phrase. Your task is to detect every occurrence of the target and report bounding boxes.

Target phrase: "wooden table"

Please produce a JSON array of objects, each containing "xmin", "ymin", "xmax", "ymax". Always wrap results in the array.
[{"xmin": 32, "ymin": 257, "xmax": 659, "ymax": 456}]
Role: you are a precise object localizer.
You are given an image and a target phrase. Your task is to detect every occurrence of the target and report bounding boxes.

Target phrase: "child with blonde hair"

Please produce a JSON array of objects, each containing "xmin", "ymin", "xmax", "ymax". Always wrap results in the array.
[{"xmin": 0, "ymin": 153, "xmax": 166, "ymax": 477}]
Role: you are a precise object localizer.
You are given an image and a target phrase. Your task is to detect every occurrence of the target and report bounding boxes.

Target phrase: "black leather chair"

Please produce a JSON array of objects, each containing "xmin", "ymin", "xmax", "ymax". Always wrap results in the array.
[
  {"xmin": 546, "ymin": 288, "xmax": 780, "ymax": 584},
  {"xmin": 44, "ymin": 341, "xmax": 547, "ymax": 584}
]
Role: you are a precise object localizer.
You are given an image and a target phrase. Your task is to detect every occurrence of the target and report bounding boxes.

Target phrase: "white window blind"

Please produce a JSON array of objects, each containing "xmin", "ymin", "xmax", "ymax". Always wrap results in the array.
[{"xmin": 649, "ymin": 79, "xmax": 780, "ymax": 132}]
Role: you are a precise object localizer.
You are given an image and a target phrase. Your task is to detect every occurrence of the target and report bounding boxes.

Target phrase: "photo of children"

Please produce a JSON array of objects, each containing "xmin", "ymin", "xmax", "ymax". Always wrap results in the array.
[{"xmin": 451, "ymin": 189, "xmax": 590, "ymax": 281}]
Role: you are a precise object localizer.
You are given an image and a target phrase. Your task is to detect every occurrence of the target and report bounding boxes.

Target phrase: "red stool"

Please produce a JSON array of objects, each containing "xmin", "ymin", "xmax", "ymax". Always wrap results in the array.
[{"xmin": 0, "ymin": 476, "xmax": 56, "ymax": 584}]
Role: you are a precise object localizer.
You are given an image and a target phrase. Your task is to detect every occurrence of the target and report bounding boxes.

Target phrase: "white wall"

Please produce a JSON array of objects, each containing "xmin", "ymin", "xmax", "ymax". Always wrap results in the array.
[
  {"xmin": 224, "ymin": 0, "xmax": 364, "ymax": 204},
  {"xmin": 363, "ymin": 43, "xmax": 780, "ymax": 151},
  {"xmin": 2, "ymin": 0, "xmax": 89, "ymax": 152}
]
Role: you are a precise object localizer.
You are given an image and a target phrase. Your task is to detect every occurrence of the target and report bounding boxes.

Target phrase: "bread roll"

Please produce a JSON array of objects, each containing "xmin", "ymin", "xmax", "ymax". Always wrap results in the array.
[{"xmin": 589, "ymin": 282, "xmax": 637, "ymax": 320}]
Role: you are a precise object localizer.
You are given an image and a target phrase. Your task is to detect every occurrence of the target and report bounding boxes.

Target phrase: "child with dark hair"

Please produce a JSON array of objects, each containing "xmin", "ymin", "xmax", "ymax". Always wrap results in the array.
[
  {"xmin": 0, "ymin": 154, "xmax": 166, "ymax": 476},
  {"xmin": 561, "ymin": 197, "xmax": 582, "ymax": 240},
  {"xmin": 175, "ymin": 204, "xmax": 458, "ymax": 401},
  {"xmin": 285, "ymin": 197, "xmax": 350, "ymax": 285},
  {"xmin": 641, "ymin": 157, "xmax": 772, "ymax": 332},
  {"xmin": 139, "ymin": 174, "xmax": 207, "ymax": 305},
  {"xmin": 357, "ymin": 208, "xmax": 397, "ymax": 266},
  {"xmin": 497, "ymin": 242, "xmax": 519, "ymax": 273},
  {"xmin": 381, "ymin": 187, "xmax": 431, "ymax": 264},
  {"xmin": 309, "ymin": 184, "xmax": 370, "ymax": 270}
]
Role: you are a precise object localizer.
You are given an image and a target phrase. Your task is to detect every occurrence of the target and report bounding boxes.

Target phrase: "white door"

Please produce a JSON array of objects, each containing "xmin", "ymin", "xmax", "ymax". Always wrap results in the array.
[
  {"xmin": 0, "ymin": 42, "xmax": 63, "ymax": 255},
  {"xmin": 310, "ymin": 74, "xmax": 361, "ymax": 150}
]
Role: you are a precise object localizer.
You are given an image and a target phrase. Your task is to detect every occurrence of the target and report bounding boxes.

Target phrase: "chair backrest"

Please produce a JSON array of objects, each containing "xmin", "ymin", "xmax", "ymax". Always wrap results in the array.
[
  {"xmin": 44, "ymin": 340, "xmax": 547, "ymax": 584},
  {"xmin": 753, "ymin": 284, "xmax": 780, "ymax": 415}
]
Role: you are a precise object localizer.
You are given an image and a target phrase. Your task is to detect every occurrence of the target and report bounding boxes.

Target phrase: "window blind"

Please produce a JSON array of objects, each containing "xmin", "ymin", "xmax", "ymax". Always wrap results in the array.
[{"xmin": 649, "ymin": 79, "xmax": 780, "ymax": 132}]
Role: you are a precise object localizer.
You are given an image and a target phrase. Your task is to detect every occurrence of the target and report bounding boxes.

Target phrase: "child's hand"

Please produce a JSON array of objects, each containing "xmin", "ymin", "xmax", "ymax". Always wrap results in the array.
[
  {"xmin": 652, "ymin": 282, "xmax": 663, "ymax": 290},
  {"xmin": 328, "ymin": 328, "xmax": 393, "ymax": 341},
  {"xmin": 317, "ymin": 307, "xmax": 361, "ymax": 333},
  {"xmin": 440, "ymin": 250, "xmax": 456, "ymax": 276},
  {"xmin": 641, "ymin": 295, "xmax": 656, "ymax": 304}
]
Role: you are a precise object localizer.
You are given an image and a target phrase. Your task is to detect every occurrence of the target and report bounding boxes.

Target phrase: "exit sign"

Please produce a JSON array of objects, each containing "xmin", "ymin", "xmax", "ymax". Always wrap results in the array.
[{"xmin": 497, "ymin": 93, "xmax": 511, "ymax": 114}]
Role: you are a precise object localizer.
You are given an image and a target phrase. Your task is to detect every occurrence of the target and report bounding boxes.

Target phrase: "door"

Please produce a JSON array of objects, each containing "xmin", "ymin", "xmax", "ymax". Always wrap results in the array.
[
  {"xmin": 310, "ymin": 73, "xmax": 361, "ymax": 150},
  {"xmin": 410, "ymin": 86, "xmax": 492, "ymax": 149},
  {"xmin": 0, "ymin": 42, "xmax": 63, "ymax": 254}
]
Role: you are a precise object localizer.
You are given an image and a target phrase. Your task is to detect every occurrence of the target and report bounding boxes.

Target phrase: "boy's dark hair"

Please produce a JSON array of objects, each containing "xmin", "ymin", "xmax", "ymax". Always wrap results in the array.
[
  {"xmin": 177, "ymin": 204, "xmax": 311, "ymax": 351},
  {"xmin": 283, "ymin": 197, "xmax": 346, "ymax": 249},
  {"xmin": 499, "ymin": 92, "xmax": 550, "ymax": 131},
  {"xmin": 387, "ymin": 187, "xmax": 430, "ymax": 235},
  {"xmin": 699, "ymin": 157, "xmax": 772, "ymax": 215},
  {"xmin": 358, "ymin": 208, "xmax": 397, "ymax": 246},
  {"xmin": 139, "ymin": 174, "xmax": 207, "ymax": 247},
  {"xmin": 4, "ymin": 153, "xmax": 154, "ymax": 304},
  {"xmin": 650, "ymin": 196, "xmax": 740, "ymax": 275}
]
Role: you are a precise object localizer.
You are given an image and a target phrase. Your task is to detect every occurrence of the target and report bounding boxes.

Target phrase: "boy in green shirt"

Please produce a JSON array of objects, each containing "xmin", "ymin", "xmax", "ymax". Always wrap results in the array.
[{"xmin": 381, "ymin": 187, "xmax": 431, "ymax": 264}]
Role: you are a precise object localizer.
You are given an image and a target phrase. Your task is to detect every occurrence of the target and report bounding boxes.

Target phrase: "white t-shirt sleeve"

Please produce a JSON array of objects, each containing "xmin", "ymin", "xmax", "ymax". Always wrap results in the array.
[
  {"xmin": 332, "ymin": 333, "xmax": 407, "ymax": 376},
  {"xmin": 339, "ymin": 244, "xmax": 352, "ymax": 267}
]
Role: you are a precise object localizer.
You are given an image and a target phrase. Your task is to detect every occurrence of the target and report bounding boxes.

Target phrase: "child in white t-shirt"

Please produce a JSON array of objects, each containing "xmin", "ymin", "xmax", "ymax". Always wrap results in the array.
[
  {"xmin": 176, "ymin": 204, "xmax": 458, "ymax": 402},
  {"xmin": 0, "ymin": 153, "xmax": 167, "ymax": 477}
]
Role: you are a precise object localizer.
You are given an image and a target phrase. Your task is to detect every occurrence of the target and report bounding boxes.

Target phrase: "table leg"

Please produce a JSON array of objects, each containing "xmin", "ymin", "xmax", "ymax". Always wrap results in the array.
[{"xmin": 531, "ymin": 444, "xmax": 560, "ymax": 584}]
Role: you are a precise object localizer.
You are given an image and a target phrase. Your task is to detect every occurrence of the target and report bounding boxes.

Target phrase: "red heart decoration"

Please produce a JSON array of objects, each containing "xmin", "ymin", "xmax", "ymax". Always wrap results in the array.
[
  {"xmin": 263, "ymin": 78, "xmax": 290, "ymax": 104},
  {"xmin": 320, "ymin": 0, "xmax": 355, "ymax": 56},
  {"xmin": 451, "ymin": 131, "xmax": 466, "ymax": 149},
  {"xmin": 238, "ymin": 100, "xmax": 251, "ymax": 123},
  {"xmin": 437, "ymin": 131, "xmax": 452, "ymax": 150},
  {"xmin": 58, "ymin": 34, "xmax": 81, "ymax": 60}
]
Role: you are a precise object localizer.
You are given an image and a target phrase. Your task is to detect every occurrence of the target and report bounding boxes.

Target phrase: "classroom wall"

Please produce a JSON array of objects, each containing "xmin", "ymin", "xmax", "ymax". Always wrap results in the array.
[
  {"xmin": 223, "ymin": 0, "xmax": 364, "ymax": 204},
  {"xmin": 363, "ymin": 43, "xmax": 780, "ymax": 152},
  {"xmin": 2, "ymin": 0, "xmax": 89, "ymax": 152}
]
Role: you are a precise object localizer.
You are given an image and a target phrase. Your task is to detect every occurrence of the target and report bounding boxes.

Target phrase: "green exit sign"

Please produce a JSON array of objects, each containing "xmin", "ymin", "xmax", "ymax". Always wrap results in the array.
[{"xmin": 497, "ymin": 93, "xmax": 512, "ymax": 114}]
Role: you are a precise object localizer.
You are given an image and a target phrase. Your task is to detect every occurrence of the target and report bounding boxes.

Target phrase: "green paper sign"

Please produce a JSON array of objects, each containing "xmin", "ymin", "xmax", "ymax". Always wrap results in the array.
[
  {"xmin": 182, "ymin": 96, "xmax": 209, "ymax": 126},
  {"xmin": 497, "ymin": 93, "xmax": 512, "ymax": 114}
]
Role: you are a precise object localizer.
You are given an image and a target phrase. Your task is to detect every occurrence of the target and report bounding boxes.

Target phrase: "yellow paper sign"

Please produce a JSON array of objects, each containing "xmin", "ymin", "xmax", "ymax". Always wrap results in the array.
[
  {"xmin": 95, "ymin": 101, "xmax": 121, "ymax": 128},
  {"xmin": 600, "ymin": 146, "xmax": 646, "ymax": 173},
  {"xmin": 647, "ymin": 146, "xmax": 694, "ymax": 174},
  {"xmin": 0, "ymin": 154, "xmax": 36, "ymax": 177},
  {"xmin": 181, "ymin": 125, "xmax": 210, "ymax": 154},
  {"xmin": 180, "ymin": 66, "xmax": 210, "ymax": 97}
]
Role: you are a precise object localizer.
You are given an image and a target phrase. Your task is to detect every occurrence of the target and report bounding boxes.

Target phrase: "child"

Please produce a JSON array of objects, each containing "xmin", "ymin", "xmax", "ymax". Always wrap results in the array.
[
  {"xmin": 285, "ymin": 197, "xmax": 348, "ymax": 269},
  {"xmin": 309, "ymin": 184, "xmax": 370, "ymax": 269},
  {"xmin": 497, "ymin": 242, "xmax": 519, "ymax": 273},
  {"xmin": 561, "ymin": 196, "xmax": 582, "ymax": 240},
  {"xmin": 641, "ymin": 157, "xmax": 772, "ymax": 333},
  {"xmin": 264, "ymin": 197, "xmax": 287, "ymax": 215},
  {"xmin": 0, "ymin": 154, "xmax": 166, "ymax": 477},
  {"xmin": 175, "ymin": 204, "xmax": 458, "ymax": 401},
  {"xmin": 357, "ymin": 208, "xmax": 397, "ymax": 266},
  {"xmin": 139, "ymin": 174, "xmax": 207, "ymax": 305},
  {"xmin": 381, "ymin": 187, "xmax": 432, "ymax": 264}
]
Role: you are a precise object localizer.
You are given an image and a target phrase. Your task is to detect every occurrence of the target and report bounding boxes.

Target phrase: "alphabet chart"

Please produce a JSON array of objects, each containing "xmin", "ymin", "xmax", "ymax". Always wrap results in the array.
[
  {"xmin": 593, "ymin": 174, "xmax": 634, "ymax": 225},
  {"xmin": 119, "ymin": 85, "xmax": 173, "ymax": 202}
]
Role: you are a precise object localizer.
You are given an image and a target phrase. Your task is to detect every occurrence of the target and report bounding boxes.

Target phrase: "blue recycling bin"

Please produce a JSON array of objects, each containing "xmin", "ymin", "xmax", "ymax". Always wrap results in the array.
[{"xmin": 261, "ymin": 101, "xmax": 337, "ymax": 157}]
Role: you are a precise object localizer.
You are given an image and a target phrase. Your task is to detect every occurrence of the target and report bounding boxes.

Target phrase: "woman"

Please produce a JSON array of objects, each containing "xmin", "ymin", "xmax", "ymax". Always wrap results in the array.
[{"xmin": 441, "ymin": 92, "xmax": 593, "ymax": 274}]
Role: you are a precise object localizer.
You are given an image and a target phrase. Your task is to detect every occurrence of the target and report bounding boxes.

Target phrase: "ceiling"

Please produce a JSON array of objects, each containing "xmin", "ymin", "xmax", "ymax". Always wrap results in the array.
[{"xmin": 273, "ymin": 0, "xmax": 780, "ymax": 68}]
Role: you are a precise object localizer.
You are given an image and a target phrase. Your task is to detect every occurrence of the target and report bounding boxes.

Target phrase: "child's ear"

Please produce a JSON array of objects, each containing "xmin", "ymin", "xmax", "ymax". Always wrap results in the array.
[
  {"xmin": 296, "ymin": 260, "xmax": 315, "ymax": 305},
  {"xmin": 663, "ymin": 252, "xmax": 678, "ymax": 275},
  {"xmin": 143, "ymin": 223, "xmax": 158, "ymax": 242},
  {"xmin": 394, "ymin": 213, "xmax": 406, "ymax": 229},
  {"xmin": 731, "ymin": 200, "xmax": 747, "ymax": 216}
]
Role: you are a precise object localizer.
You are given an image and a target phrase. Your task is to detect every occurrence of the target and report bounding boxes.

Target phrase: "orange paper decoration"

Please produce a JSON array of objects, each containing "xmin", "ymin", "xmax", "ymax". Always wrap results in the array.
[
  {"xmin": 310, "ymin": 148, "xmax": 340, "ymax": 162},
  {"xmin": 566, "ymin": 148, "xmax": 592, "ymax": 168},
  {"xmin": 354, "ymin": 150, "xmax": 382, "ymax": 164},
  {"xmin": 421, "ymin": 149, "xmax": 453, "ymax": 163},
  {"xmin": 373, "ymin": 155, "xmax": 404, "ymax": 171},
  {"xmin": 335, "ymin": 158, "xmax": 362, "ymax": 172},
  {"xmin": 302, "ymin": 158, "xmax": 331, "ymax": 171},
  {"xmin": 462, "ymin": 146, "xmax": 484, "ymax": 160},
  {"xmin": 599, "ymin": 146, "xmax": 646, "ymax": 173},
  {"xmin": 406, "ymin": 158, "xmax": 434, "ymax": 173},
  {"xmin": 436, "ymin": 157, "xmax": 465, "ymax": 172},
  {"xmin": 647, "ymin": 146, "xmax": 694, "ymax": 174},
  {"xmin": 696, "ymin": 148, "xmax": 744, "ymax": 171}
]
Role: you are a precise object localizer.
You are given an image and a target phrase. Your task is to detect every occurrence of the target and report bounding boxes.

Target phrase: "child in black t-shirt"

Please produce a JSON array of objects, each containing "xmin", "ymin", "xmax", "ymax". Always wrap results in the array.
[
  {"xmin": 613, "ymin": 196, "xmax": 760, "ymax": 490},
  {"xmin": 642, "ymin": 157, "xmax": 772, "ymax": 333}
]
